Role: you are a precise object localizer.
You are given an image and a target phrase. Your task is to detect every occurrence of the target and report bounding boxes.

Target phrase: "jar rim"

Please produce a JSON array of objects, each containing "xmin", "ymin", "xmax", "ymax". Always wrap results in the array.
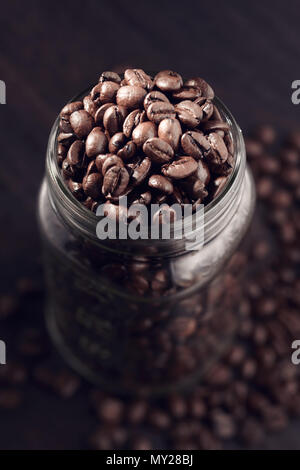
[{"xmin": 46, "ymin": 87, "xmax": 246, "ymax": 255}]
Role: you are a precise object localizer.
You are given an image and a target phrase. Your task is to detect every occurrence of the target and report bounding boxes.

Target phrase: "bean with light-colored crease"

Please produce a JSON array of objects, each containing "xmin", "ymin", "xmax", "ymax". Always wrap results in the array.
[
  {"xmin": 154, "ymin": 70, "xmax": 183, "ymax": 92},
  {"xmin": 208, "ymin": 132, "xmax": 228, "ymax": 162},
  {"xmin": 185, "ymin": 77, "xmax": 215, "ymax": 99},
  {"xmin": 83, "ymin": 173, "xmax": 102, "ymax": 200},
  {"xmin": 123, "ymin": 109, "xmax": 146, "ymax": 138},
  {"xmin": 144, "ymin": 91, "xmax": 170, "ymax": 110},
  {"xmin": 102, "ymin": 166, "xmax": 130, "ymax": 197},
  {"xmin": 131, "ymin": 157, "xmax": 151, "ymax": 186},
  {"xmin": 146, "ymin": 101, "xmax": 176, "ymax": 124},
  {"xmin": 124, "ymin": 69, "xmax": 153, "ymax": 90},
  {"xmin": 102, "ymin": 155, "xmax": 124, "ymax": 175},
  {"xmin": 143, "ymin": 138, "xmax": 174, "ymax": 164},
  {"xmin": 103, "ymin": 105, "xmax": 127, "ymax": 135},
  {"xmin": 67, "ymin": 140, "xmax": 85, "ymax": 167},
  {"xmin": 95, "ymin": 103, "xmax": 114, "ymax": 125},
  {"xmin": 162, "ymin": 156, "xmax": 198, "ymax": 179},
  {"xmin": 91, "ymin": 81, "xmax": 120, "ymax": 105},
  {"xmin": 175, "ymin": 100, "xmax": 203, "ymax": 128},
  {"xmin": 181, "ymin": 131, "xmax": 210, "ymax": 160}
]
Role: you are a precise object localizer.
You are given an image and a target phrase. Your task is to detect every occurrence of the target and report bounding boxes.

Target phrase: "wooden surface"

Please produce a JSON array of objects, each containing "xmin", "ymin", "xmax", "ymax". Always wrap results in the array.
[{"xmin": 0, "ymin": 0, "xmax": 300, "ymax": 449}]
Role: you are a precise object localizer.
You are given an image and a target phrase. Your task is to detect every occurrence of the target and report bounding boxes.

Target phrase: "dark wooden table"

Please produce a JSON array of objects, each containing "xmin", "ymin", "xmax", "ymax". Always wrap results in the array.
[{"xmin": 0, "ymin": 0, "xmax": 299, "ymax": 449}]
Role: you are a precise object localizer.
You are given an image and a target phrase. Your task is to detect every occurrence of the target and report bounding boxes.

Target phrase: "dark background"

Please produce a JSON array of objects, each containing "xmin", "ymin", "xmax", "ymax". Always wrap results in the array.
[{"xmin": 0, "ymin": 0, "xmax": 299, "ymax": 449}]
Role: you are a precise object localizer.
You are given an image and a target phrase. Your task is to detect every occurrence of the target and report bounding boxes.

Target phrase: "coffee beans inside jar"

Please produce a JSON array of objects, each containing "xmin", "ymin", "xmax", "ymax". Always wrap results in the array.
[{"xmin": 57, "ymin": 69, "xmax": 234, "ymax": 217}]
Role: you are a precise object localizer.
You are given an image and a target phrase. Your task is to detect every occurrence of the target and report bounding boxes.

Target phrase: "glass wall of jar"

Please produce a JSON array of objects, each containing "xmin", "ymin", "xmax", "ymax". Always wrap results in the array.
[{"xmin": 38, "ymin": 95, "xmax": 256, "ymax": 395}]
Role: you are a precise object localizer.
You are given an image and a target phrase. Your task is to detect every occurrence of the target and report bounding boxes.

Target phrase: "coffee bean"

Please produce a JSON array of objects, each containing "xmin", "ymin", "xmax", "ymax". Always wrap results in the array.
[
  {"xmin": 211, "ymin": 175, "xmax": 228, "ymax": 198},
  {"xmin": 162, "ymin": 156, "xmax": 198, "ymax": 179},
  {"xmin": 102, "ymin": 166, "xmax": 129, "ymax": 197},
  {"xmin": 158, "ymin": 118, "xmax": 182, "ymax": 151},
  {"xmin": 70, "ymin": 110, "xmax": 94, "ymax": 138},
  {"xmin": 132, "ymin": 190, "xmax": 152, "ymax": 205},
  {"xmin": 185, "ymin": 77, "xmax": 215, "ymax": 99},
  {"xmin": 116, "ymin": 85, "xmax": 147, "ymax": 109},
  {"xmin": 155, "ymin": 70, "xmax": 183, "ymax": 92},
  {"xmin": 99, "ymin": 71, "xmax": 121, "ymax": 84},
  {"xmin": 108, "ymin": 132, "xmax": 127, "ymax": 154},
  {"xmin": 173, "ymin": 85, "xmax": 201, "ymax": 101},
  {"xmin": 143, "ymin": 137, "xmax": 174, "ymax": 164},
  {"xmin": 194, "ymin": 97, "xmax": 214, "ymax": 121},
  {"xmin": 181, "ymin": 131, "xmax": 210, "ymax": 159},
  {"xmin": 117, "ymin": 140, "xmax": 136, "ymax": 161},
  {"xmin": 57, "ymin": 132, "xmax": 75, "ymax": 146},
  {"xmin": 132, "ymin": 121, "xmax": 157, "ymax": 147},
  {"xmin": 91, "ymin": 81, "xmax": 120, "ymax": 105},
  {"xmin": 124, "ymin": 68, "xmax": 153, "ymax": 90},
  {"xmin": 83, "ymin": 173, "xmax": 102, "ymax": 199},
  {"xmin": 202, "ymin": 120, "xmax": 230, "ymax": 133},
  {"xmin": 147, "ymin": 101, "xmax": 176, "ymax": 124},
  {"xmin": 175, "ymin": 100, "xmax": 203, "ymax": 128},
  {"xmin": 131, "ymin": 156, "xmax": 151, "ymax": 186},
  {"xmin": 144, "ymin": 90, "xmax": 170, "ymax": 110},
  {"xmin": 60, "ymin": 101, "xmax": 83, "ymax": 118},
  {"xmin": 85, "ymin": 127, "xmax": 108, "ymax": 158},
  {"xmin": 83, "ymin": 95, "xmax": 97, "ymax": 117},
  {"xmin": 103, "ymin": 105, "xmax": 127, "ymax": 135},
  {"xmin": 208, "ymin": 133, "xmax": 228, "ymax": 162},
  {"xmin": 123, "ymin": 109, "xmax": 147, "ymax": 138},
  {"xmin": 148, "ymin": 174, "xmax": 174, "ymax": 194},
  {"xmin": 102, "ymin": 155, "xmax": 124, "ymax": 175},
  {"xmin": 196, "ymin": 160, "xmax": 211, "ymax": 185},
  {"xmin": 95, "ymin": 154, "xmax": 109, "ymax": 173},
  {"xmin": 59, "ymin": 117, "xmax": 73, "ymax": 133},
  {"xmin": 94, "ymin": 103, "xmax": 114, "ymax": 125},
  {"xmin": 68, "ymin": 180, "xmax": 84, "ymax": 200}
]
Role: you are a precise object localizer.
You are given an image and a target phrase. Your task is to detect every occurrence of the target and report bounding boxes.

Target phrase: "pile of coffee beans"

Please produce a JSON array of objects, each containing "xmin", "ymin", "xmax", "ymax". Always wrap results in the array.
[
  {"xmin": 57, "ymin": 69, "xmax": 234, "ymax": 219},
  {"xmin": 1, "ymin": 124, "xmax": 300, "ymax": 450}
]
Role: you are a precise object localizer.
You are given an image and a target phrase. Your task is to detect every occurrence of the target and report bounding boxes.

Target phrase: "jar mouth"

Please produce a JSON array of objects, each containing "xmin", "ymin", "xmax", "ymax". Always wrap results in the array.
[{"xmin": 46, "ymin": 87, "xmax": 246, "ymax": 255}]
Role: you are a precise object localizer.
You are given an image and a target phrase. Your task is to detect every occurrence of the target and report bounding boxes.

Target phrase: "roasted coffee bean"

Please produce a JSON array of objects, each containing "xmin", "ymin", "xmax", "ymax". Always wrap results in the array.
[
  {"xmin": 70, "ymin": 110, "xmax": 94, "ymax": 139},
  {"xmin": 59, "ymin": 117, "xmax": 73, "ymax": 133},
  {"xmin": 194, "ymin": 97, "xmax": 214, "ymax": 121},
  {"xmin": 144, "ymin": 91, "xmax": 170, "ymax": 110},
  {"xmin": 123, "ymin": 109, "xmax": 147, "ymax": 138},
  {"xmin": 108, "ymin": 132, "xmax": 127, "ymax": 154},
  {"xmin": 173, "ymin": 85, "xmax": 201, "ymax": 101},
  {"xmin": 57, "ymin": 132, "xmax": 75, "ymax": 146},
  {"xmin": 68, "ymin": 180, "xmax": 85, "ymax": 200},
  {"xmin": 95, "ymin": 154, "xmax": 109, "ymax": 173},
  {"xmin": 116, "ymin": 85, "xmax": 147, "ymax": 109},
  {"xmin": 62, "ymin": 159, "xmax": 77, "ymax": 179},
  {"xmin": 85, "ymin": 127, "xmax": 108, "ymax": 158},
  {"xmin": 147, "ymin": 101, "xmax": 176, "ymax": 124},
  {"xmin": 196, "ymin": 160, "xmax": 211, "ymax": 185},
  {"xmin": 181, "ymin": 177, "xmax": 208, "ymax": 200},
  {"xmin": 57, "ymin": 143, "xmax": 67, "ymax": 166},
  {"xmin": 132, "ymin": 121, "xmax": 157, "ymax": 147},
  {"xmin": 102, "ymin": 155, "xmax": 124, "ymax": 175},
  {"xmin": 158, "ymin": 118, "xmax": 182, "ymax": 151},
  {"xmin": 83, "ymin": 95, "xmax": 97, "ymax": 117},
  {"xmin": 143, "ymin": 137, "xmax": 174, "ymax": 164},
  {"xmin": 99, "ymin": 71, "xmax": 121, "ymax": 84},
  {"xmin": 60, "ymin": 101, "xmax": 83, "ymax": 118},
  {"xmin": 94, "ymin": 103, "xmax": 114, "ymax": 125},
  {"xmin": 91, "ymin": 81, "xmax": 120, "ymax": 105},
  {"xmin": 208, "ymin": 132, "xmax": 228, "ymax": 162},
  {"xmin": 155, "ymin": 70, "xmax": 183, "ymax": 92},
  {"xmin": 124, "ymin": 69, "xmax": 153, "ymax": 90},
  {"xmin": 82, "ymin": 173, "xmax": 102, "ymax": 199},
  {"xmin": 181, "ymin": 131, "xmax": 210, "ymax": 159},
  {"xmin": 103, "ymin": 105, "xmax": 127, "ymax": 135},
  {"xmin": 102, "ymin": 166, "xmax": 129, "ymax": 197},
  {"xmin": 185, "ymin": 77, "xmax": 215, "ymax": 99},
  {"xmin": 148, "ymin": 174, "xmax": 174, "ymax": 194},
  {"xmin": 202, "ymin": 120, "xmax": 230, "ymax": 133},
  {"xmin": 131, "ymin": 156, "xmax": 151, "ymax": 185},
  {"xmin": 162, "ymin": 156, "xmax": 198, "ymax": 179},
  {"xmin": 175, "ymin": 100, "xmax": 203, "ymax": 128},
  {"xmin": 117, "ymin": 140, "xmax": 136, "ymax": 161}
]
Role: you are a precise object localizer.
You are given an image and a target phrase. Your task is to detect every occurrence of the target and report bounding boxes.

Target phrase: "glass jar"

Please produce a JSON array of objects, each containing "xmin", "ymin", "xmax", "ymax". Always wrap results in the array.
[{"xmin": 38, "ymin": 93, "xmax": 256, "ymax": 396}]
